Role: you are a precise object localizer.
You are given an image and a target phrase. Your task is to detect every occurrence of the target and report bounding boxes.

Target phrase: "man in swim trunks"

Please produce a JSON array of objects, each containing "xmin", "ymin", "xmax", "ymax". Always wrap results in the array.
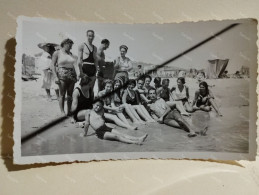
[
  {"xmin": 83, "ymin": 100, "xmax": 148, "ymax": 144},
  {"xmin": 96, "ymin": 39, "xmax": 110, "ymax": 91},
  {"xmin": 147, "ymin": 88, "xmax": 198, "ymax": 137},
  {"xmin": 77, "ymin": 30, "xmax": 98, "ymax": 100}
]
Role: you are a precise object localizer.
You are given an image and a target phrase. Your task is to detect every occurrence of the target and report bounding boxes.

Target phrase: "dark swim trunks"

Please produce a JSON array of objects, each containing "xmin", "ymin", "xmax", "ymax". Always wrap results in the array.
[
  {"xmin": 164, "ymin": 109, "xmax": 182, "ymax": 121},
  {"xmin": 95, "ymin": 125, "xmax": 113, "ymax": 139}
]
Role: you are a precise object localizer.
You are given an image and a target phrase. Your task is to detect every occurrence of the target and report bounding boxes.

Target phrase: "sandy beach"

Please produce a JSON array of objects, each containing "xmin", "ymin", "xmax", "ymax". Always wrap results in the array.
[{"xmin": 21, "ymin": 76, "xmax": 249, "ymax": 156}]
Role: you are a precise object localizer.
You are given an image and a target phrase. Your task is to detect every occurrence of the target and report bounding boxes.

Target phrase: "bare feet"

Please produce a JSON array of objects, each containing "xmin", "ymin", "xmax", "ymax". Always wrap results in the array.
[
  {"xmin": 128, "ymin": 126, "xmax": 138, "ymax": 130},
  {"xmin": 188, "ymin": 132, "xmax": 197, "ymax": 137},
  {"xmin": 200, "ymin": 126, "xmax": 208, "ymax": 136}
]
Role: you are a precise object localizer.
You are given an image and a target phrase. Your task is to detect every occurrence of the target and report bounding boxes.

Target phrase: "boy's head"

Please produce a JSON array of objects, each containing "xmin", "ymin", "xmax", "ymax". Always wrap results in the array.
[
  {"xmin": 148, "ymin": 88, "xmax": 157, "ymax": 100},
  {"xmin": 144, "ymin": 75, "xmax": 152, "ymax": 87},
  {"xmin": 103, "ymin": 79, "xmax": 113, "ymax": 92},
  {"xmin": 127, "ymin": 79, "xmax": 136, "ymax": 90},
  {"xmin": 93, "ymin": 100, "xmax": 104, "ymax": 112},
  {"xmin": 137, "ymin": 78, "xmax": 145, "ymax": 89},
  {"xmin": 162, "ymin": 79, "xmax": 169, "ymax": 88},
  {"xmin": 154, "ymin": 77, "xmax": 161, "ymax": 86}
]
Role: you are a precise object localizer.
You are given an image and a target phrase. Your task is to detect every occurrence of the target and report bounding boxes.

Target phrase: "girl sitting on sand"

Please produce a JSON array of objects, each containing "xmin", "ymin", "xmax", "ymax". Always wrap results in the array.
[
  {"xmin": 192, "ymin": 81, "xmax": 222, "ymax": 116},
  {"xmin": 143, "ymin": 75, "xmax": 153, "ymax": 95},
  {"xmin": 82, "ymin": 100, "xmax": 148, "ymax": 145},
  {"xmin": 195, "ymin": 72, "xmax": 222, "ymax": 116},
  {"xmin": 122, "ymin": 79, "xmax": 156, "ymax": 123},
  {"xmin": 171, "ymin": 77, "xmax": 193, "ymax": 113},
  {"xmin": 97, "ymin": 79, "xmax": 137, "ymax": 130},
  {"xmin": 111, "ymin": 78, "xmax": 147, "ymax": 125}
]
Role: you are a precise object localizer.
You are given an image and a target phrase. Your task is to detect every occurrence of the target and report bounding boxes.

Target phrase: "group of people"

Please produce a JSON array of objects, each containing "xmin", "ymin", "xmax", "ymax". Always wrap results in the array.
[{"xmin": 37, "ymin": 29, "xmax": 223, "ymax": 145}]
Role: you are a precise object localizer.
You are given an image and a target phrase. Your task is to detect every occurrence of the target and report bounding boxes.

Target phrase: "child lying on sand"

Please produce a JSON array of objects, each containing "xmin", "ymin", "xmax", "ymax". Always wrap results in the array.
[{"xmin": 82, "ymin": 100, "xmax": 148, "ymax": 145}]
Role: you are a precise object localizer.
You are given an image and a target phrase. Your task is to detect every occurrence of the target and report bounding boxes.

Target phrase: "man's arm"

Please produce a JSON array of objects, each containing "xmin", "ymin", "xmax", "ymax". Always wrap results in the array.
[
  {"xmin": 157, "ymin": 99, "xmax": 171, "ymax": 123},
  {"xmin": 77, "ymin": 44, "xmax": 84, "ymax": 79},
  {"xmin": 83, "ymin": 110, "xmax": 91, "ymax": 136}
]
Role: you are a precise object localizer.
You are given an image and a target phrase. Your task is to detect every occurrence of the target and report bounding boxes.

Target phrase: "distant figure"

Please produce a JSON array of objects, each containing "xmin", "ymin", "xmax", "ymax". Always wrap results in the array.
[
  {"xmin": 178, "ymin": 70, "xmax": 186, "ymax": 78},
  {"xmin": 82, "ymin": 100, "xmax": 148, "ymax": 145},
  {"xmin": 114, "ymin": 45, "xmax": 133, "ymax": 82},
  {"xmin": 96, "ymin": 39, "xmax": 110, "ymax": 91},
  {"xmin": 137, "ymin": 64, "xmax": 144, "ymax": 77},
  {"xmin": 37, "ymin": 43, "xmax": 59, "ymax": 101}
]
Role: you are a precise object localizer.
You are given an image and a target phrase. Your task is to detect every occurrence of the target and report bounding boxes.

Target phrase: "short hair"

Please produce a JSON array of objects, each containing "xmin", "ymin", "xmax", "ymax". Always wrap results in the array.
[
  {"xmin": 101, "ymin": 39, "xmax": 110, "ymax": 45},
  {"xmin": 103, "ymin": 79, "xmax": 113, "ymax": 87},
  {"xmin": 154, "ymin": 77, "xmax": 161, "ymax": 84},
  {"xmin": 138, "ymin": 65, "xmax": 142, "ymax": 68},
  {"xmin": 177, "ymin": 77, "xmax": 185, "ymax": 84},
  {"xmin": 148, "ymin": 88, "xmax": 156, "ymax": 94},
  {"xmin": 119, "ymin": 45, "xmax": 128, "ymax": 51},
  {"xmin": 60, "ymin": 38, "xmax": 74, "ymax": 47},
  {"xmin": 128, "ymin": 79, "xmax": 136, "ymax": 87},
  {"xmin": 145, "ymin": 75, "xmax": 152, "ymax": 81},
  {"xmin": 94, "ymin": 99, "xmax": 104, "ymax": 106},
  {"xmin": 137, "ymin": 77, "xmax": 145, "ymax": 83},
  {"xmin": 86, "ymin": 30, "xmax": 94, "ymax": 35},
  {"xmin": 162, "ymin": 79, "xmax": 170, "ymax": 85}
]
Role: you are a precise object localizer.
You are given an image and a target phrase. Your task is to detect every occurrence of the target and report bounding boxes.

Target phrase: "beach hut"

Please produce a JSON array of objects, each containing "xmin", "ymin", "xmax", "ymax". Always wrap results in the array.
[{"xmin": 206, "ymin": 59, "xmax": 229, "ymax": 79}]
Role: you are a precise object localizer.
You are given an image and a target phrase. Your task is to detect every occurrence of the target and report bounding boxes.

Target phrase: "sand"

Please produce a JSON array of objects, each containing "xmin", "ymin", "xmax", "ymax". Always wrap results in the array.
[{"xmin": 21, "ymin": 76, "xmax": 250, "ymax": 156}]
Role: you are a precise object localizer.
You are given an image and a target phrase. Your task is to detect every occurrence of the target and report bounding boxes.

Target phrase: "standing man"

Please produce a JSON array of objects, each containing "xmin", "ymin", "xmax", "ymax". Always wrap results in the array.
[
  {"xmin": 96, "ymin": 39, "xmax": 110, "ymax": 91},
  {"xmin": 77, "ymin": 30, "xmax": 98, "ymax": 100}
]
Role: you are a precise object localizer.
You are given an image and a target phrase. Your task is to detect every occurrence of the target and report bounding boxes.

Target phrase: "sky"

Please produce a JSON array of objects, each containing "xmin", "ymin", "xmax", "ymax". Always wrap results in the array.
[{"xmin": 21, "ymin": 18, "xmax": 257, "ymax": 73}]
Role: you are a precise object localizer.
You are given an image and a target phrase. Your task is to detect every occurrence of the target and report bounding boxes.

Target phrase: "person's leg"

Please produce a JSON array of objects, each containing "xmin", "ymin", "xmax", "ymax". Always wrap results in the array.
[
  {"xmin": 58, "ymin": 80, "xmax": 67, "ymax": 115},
  {"xmin": 184, "ymin": 102, "xmax": 194, "ymax": 113},
  {"xmin": 104, "ymin": 113, "xmax": 137, "ymax": 130},
  {"xmin": 116, "ymin": 113, "xmax": 130, "ymax": 125},
  {"xmin": 167, "ymin": 101, "xmax": 189, "ymax": 116},
  {"xmin": 139, "ymin": 105, "xmax": 156, "ymax": 122},
  {"xmin": 164, "ymin": 119, "xmax": 181, "ymax": 128},
  {"xmin": 103, "ymin": 132, "xmax": 142, "ymax": 144},
  {"xmin": 199, "ymin": 105, "xmax": 212, "ymax": 112},
  {"xmin": 170, "ymin": 111, "xmax": 196, "ymax": 136},
  {"xmin": 55, "ymin": 89, "xmax": 60, "ymax": 99},
  {"xmin": 66, "ymin": 81, "xmax": 75, "ymax": 116},
  {"xmin": 124, "ymin": 104, "xmax": 145, "ymax": 124},
  {"xmin": 111, "ymin": 129, "xmax": 148, "ymax": 142},
  {"xmin": 45, "ymin": 89, "xmax": 51, "ymax": 100},
  {"xmin": 133, "ymin": 105, "xmax": 150, "ymax": 122},
  {"xmin": 209, "ymin": 98, "xmax": 222, "ymax": 116}
]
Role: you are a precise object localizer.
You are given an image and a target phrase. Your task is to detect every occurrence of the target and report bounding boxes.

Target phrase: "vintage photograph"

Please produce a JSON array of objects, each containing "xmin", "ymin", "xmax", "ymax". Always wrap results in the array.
[{"xmin": 14, "ymin": 17, "xmax": 257, "ymax": 164}]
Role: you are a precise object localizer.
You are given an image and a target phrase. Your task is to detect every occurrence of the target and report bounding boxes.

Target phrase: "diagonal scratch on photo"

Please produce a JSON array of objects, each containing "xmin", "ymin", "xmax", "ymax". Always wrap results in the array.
[{"xmin": 14, "ymin": 17, "xmax": 257, "ymax": 164}]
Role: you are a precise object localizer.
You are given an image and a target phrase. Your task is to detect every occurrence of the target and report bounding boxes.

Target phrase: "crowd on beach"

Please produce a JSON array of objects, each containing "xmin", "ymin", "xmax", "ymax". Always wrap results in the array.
[{"xmin": 36, "ymin": 30, "xmax": 223, "ymax": 145}]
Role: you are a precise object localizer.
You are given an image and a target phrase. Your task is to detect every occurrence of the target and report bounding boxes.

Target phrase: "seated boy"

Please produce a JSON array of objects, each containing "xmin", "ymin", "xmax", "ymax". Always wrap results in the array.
[
  {"xmin": 83, "ymin": 100, "xmax": 148, "ymax": 144},
  {"xmin": 147, "ymin": 88, "xmax": 206, "ymax": 137}
]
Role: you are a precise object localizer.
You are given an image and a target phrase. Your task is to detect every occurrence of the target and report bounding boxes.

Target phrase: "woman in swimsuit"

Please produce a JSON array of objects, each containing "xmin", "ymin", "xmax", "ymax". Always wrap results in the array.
[
  {"xmin": 111, "ymin": 77, "xmax": 148, "ymax": 124},
  {"xmin": 51, "ymin": 39, "xmax": 77, "ymax": 116},
  {"xmin": 193, "ymin": 81, "xmax": 222, "ymax": 116},
  {"xmin": 97, "ymin": 79, "xmax": 137, "ymax": 130},
  {"xmin": 113, "ymin": 45, "xmax": 133, "ymax": 82},
  {"xmin": 122, "ymin": 79, "xmax": 156, "ymax": 123},
  {"xmin": 143, "ymin": 75, "xmax": 153, "ymax": 95},
  {"xmin": 196, "ymin": 72, "xmax": 222, "ymax": 116},
  {"xmin": 171, "ymin": 77, "xmax": 193, "ymax": 113}
]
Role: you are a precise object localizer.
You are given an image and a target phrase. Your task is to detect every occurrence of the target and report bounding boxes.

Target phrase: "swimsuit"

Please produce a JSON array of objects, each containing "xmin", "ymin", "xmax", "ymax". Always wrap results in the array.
[
  {"xmin": 89, "ymin": 110, "xmax": 112, "ymax": 139},
  {"xmin": 196, "ymin": 94, "xmax": 210, "ymax": 107},
  {"xmin": 159, "ymin": 87, "xmax": 170, "ymax": 102},
  {"xmin": 113, "ymin": 91, "xmax": 123, "ymax": 107},
  {"xmin": 125, "ymin": 89, "xmax": 139, "ymax": 105},
  {"xmin": 57, "ymin": 51, "xmax": 77, "ymax": 82},
  {"xmin": 82, "ymin": 43, "xmax": 96, "ymax": 77},
  {"xmin": 171, "ymin": 85, "xmax": 188, "ymax": 103},
  {"xmin": 73, "ymin": 87, "xmax": 93, "ymax": 121}
]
